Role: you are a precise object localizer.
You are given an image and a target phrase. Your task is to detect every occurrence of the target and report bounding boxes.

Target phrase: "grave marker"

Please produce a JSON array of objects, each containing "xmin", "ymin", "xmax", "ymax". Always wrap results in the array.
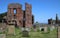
[
  {"xmin": 22, "ymin": 30, "xmax": 29, "ymax": 37},
  {"xmin": 8, "ymin": 25, "xmax": 15, "ymax": 35}
]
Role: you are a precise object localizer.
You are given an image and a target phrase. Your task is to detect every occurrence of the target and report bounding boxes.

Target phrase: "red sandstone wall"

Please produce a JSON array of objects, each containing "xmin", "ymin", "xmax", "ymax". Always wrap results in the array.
[
  {"xmin": 25, "ymin": 3, "xmax": 32, "ymax": 27},
  {"xmin": 7, "ymin": 3, "xmax": 33, "ymax": 28},
  {"xmin": 16, "ymin": 8, "xmax": 23, "ymax": 27},
  {"xmin": 7, "ymin": 3, "xmax": 23, "ymax": 27}
]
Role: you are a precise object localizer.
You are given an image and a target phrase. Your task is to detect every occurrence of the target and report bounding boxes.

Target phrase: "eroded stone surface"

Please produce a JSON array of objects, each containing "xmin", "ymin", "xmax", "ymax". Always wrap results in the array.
[
  {"xmin": 0, "ymin": 34, "xmax": 6, "ymax": 38},
  {"xmin": 6, "ymin": 3, "xmax": 33, "ymax": 27},
  {"xmin": 8, "ymin": 25, "xmax": 15, "ymax": 35}
]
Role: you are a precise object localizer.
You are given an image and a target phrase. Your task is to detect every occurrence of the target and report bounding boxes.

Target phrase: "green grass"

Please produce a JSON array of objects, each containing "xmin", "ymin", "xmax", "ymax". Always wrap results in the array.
[
  {"xmin": 29, "ymin": 29, "xmax": 57, "ymax": 38},
  {"xmin": 0, "ymin": 26, "xmax": 57, "ymax": 38}
]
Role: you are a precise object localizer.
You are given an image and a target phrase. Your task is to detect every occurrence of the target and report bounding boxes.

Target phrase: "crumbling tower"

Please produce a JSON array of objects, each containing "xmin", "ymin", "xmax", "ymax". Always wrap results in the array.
[
  {"xmin": 7, "ymin": 3, "xmax": 23, "ymax": 27},
  {"xmin": 25, "ymin": 3, "xmax": 32, "ymax": 27},
  {"xmin": 6, "ymin": 3, "xmax": 33, "ymax": 28}
]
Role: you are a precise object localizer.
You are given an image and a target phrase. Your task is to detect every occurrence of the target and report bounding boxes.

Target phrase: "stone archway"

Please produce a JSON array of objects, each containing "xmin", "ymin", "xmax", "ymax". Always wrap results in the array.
[{"xmin": 41, "ymin": 28, "xmax": 44, "ymax": 31}]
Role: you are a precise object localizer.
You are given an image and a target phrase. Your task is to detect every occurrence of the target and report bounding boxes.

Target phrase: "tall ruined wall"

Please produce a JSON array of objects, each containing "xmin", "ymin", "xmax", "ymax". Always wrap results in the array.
[
  {"xmin": 25, "ymin": 3, "xmax": 32, "ymax": 27},
  {"xmin": 7, "ymin": 3, "xmax": 33, "ymax": 28},
  {"xmin": 7, "ymin": 3, "xmax": 23, "ymax": 27}
]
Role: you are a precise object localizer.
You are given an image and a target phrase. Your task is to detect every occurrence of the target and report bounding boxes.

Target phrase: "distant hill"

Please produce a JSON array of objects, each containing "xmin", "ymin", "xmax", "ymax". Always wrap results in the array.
[{"xmin": 0, "ymin": 12, "xmax": 7, "ymax": 22}]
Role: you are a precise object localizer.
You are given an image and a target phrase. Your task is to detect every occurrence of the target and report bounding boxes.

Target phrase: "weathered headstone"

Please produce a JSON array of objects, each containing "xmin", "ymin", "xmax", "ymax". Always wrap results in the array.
[
  {"xmin": 22, "ymin": 30, "xmax": 29, "ymax": 37},
  {"xmin": 44, "ymin": 27, "xmax": 48, "ymax": 32},
  {"xmin": 8, "ymin": 25, "xmax": 15, "ymax": 35},
  {"xmin": 33, "ymin": 24, "xmax": 37, "ymax": 32},
  {"xmin": 50, "ymin": 26, "xmax": 55, "ymax": 31},
  {"xmin": 0, "ymin": 34, "xmax": 6, "ymax": 38}
]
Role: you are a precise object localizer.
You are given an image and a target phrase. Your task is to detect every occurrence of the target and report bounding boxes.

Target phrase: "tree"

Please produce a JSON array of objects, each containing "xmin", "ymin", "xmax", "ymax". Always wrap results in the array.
[{"xmin": 0, "ymin": 12, "xmax": 7, "ymax": 22}]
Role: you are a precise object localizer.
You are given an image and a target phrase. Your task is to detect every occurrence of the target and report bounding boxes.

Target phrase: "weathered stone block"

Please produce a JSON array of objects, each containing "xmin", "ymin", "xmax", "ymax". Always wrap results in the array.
[
  {"xmin": 22, "ymin": 30, "xmax": 29, "ymax": 37},
  {"xmin": 7, "ymin": 25, "xmax": 15, "ymax": 35}
]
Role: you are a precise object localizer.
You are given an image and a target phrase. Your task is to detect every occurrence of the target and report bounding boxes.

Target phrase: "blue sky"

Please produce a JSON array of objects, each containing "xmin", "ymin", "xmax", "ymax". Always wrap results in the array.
[{"xmin": 0, "ymin": 0, "xmax": 60, "ymax": 23}]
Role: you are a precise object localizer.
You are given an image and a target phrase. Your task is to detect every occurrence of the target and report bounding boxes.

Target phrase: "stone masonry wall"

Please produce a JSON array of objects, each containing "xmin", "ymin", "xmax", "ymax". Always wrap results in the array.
[{"xmin": 25, "ymin": 3, "xmax": 32, "ymax": 27}]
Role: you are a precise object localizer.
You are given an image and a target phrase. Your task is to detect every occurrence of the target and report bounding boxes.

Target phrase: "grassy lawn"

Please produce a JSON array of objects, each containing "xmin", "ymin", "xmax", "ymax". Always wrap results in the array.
[
  {"xmin": 0, "ymin": 25, "xmax": 57, "ymax": 38},
  {"xmin": 29, "ymin": 29, "xmax": 57, "ymax": 38}
]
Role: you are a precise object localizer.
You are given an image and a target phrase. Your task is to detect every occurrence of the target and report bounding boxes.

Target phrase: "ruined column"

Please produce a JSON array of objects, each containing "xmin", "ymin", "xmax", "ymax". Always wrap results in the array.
[
  {"xmin": 25, "ymin": 3, "xmax": 32, "ymax": 28},
  {"xmin": 10, "ymin": 8, "xmax": 14, "ymax": 19},
  {"xmin": 16, "ymin": 7, "xmax": 23, "ymax": 27}
]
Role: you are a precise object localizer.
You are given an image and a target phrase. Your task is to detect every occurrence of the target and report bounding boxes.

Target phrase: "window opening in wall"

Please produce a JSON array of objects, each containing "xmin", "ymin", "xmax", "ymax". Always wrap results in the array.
[{"xmin": 14, "ymin": 9, "xmax": 16, "ymax": 14}]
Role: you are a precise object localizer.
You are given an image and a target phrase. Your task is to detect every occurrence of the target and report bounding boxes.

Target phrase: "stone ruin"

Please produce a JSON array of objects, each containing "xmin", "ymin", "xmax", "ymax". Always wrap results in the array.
[
  {"xmin": 48, "ymin": 14, "xmax": 60, "ymax": 25},
  {"xmin": 39, "ymin": 24, "xmax": 48, "ymax": 32},
  {"xmin": 0, "ymin": 3, "xmax": 34, "ymax": 35},
  {"xmin": 3, "ymin": 3, "xmax": 34, "ymax": 28}
]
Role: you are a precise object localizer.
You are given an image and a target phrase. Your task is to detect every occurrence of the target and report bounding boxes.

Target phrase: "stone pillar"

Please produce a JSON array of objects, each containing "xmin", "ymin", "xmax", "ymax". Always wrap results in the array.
[
  {"xmin": 10, "ymin": 8, "xmax": 14, "ymax": 19},
  {"xmin": 25, "ymin": 3, "xmax": 32, "ymax": 28},
  {"xmin": 16, "ymin": 8, "xmax": 23, "ymax": 27}
]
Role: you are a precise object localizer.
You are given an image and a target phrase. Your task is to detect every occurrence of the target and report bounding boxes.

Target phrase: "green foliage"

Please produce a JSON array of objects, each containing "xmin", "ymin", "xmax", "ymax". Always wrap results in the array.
[
  {"xmin": 0, "ymin": 12, "xmax": 7, "ymax": 22},
  {"xmin": 37, "ymin": 28, "xmax": 40, "ymax": 32},
  {"xmin": 47, "ymin": 27, "xmax": 50, "ymax": 33},
  {"xmin": 30, "ymin": 28, "xmax": 34, "ymax": 32}
]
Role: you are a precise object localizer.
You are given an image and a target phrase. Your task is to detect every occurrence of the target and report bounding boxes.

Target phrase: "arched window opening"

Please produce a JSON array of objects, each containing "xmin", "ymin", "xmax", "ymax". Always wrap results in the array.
[{"xmin": 14, "ymin": 9, "xmax": 16, "ymax": 14}]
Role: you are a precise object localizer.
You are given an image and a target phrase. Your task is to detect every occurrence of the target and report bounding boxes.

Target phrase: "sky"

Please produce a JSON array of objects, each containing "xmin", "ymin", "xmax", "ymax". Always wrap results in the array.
[{"xmin": 0, "ymin": 0, "xmax": 60, "ymax": 23}]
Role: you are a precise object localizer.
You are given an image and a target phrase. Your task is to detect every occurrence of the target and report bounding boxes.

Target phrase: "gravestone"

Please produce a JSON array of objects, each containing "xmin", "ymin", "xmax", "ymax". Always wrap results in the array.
[
  {"xmin": 0, "ymin": 34, "xmax": 6, "ymax": 38},
  {"xmin": 8, "ymin": 25, "xmax": 15, "ymax": 35},
  {"xmin": 33, "ymin": 24, "xmax": 37, "ymax": 32},
  {"xmin": 22, "ymin": 30, "xmax": 29, "ymax": 37},
  {"xmin": 50, "ymin": 25, "xmax": 55, "ymax": 31},
  {"xmin": 44, "ymin": 27, "xmax": 48, "ymax": 32}
]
